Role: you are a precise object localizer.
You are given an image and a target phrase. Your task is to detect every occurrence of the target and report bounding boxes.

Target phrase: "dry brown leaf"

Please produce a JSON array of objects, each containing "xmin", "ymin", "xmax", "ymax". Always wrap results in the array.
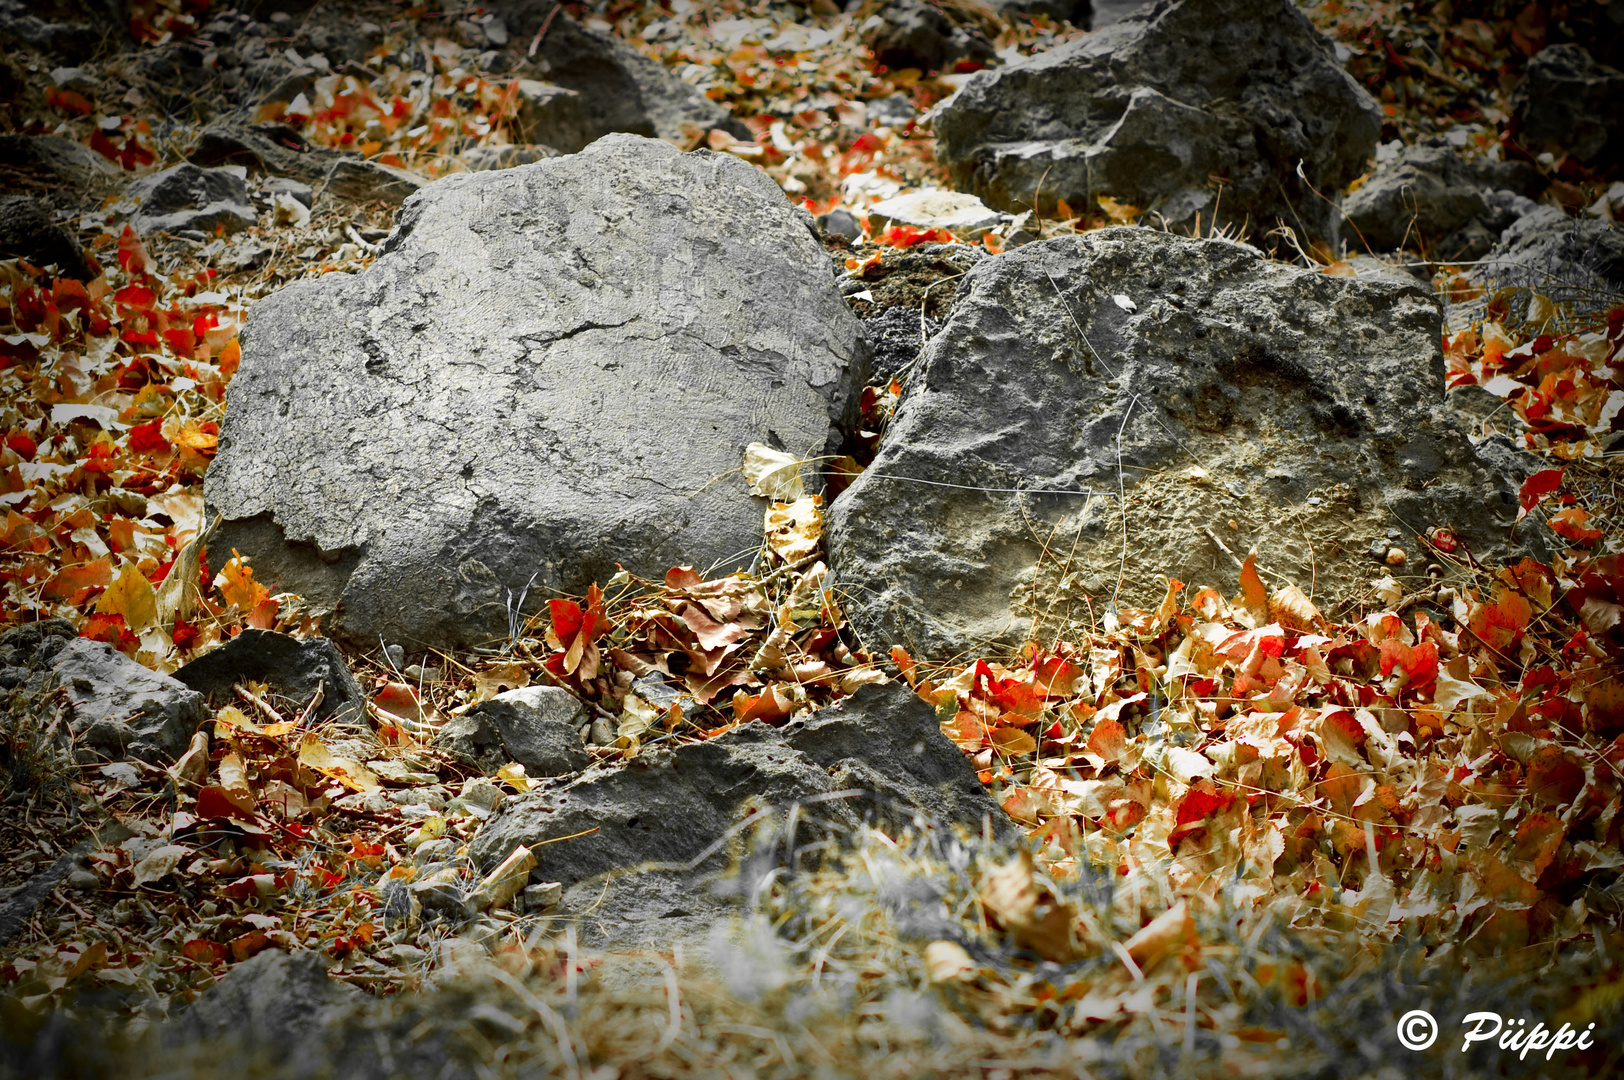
[{"xmin": 1123, "ymin": 900, "xmax": 1199, "ymax": 973}]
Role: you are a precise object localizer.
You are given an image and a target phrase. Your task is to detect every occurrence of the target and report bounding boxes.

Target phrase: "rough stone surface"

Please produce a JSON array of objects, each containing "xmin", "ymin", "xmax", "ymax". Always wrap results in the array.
[
  {"xmin": 827, "ymin": 228, "xmax": 1545, "ymax": 660},
  {"xmin": 1342, "ymin": 144, "xmax": 1545, "ymax": 261},
  {"xmin": 436, "ymin": 686, "xmax": 589, "ymax": 777},
  {"xmin": 188, "ymin": 122, "xmax": 349, "ymax": 184},
  {"xmin": 0, "ymin": 620, "xmax": 212, "ymax": 762},
  {"xmin": 864, "ymin": 0, "xmax": 994, "ymax": 75},
  {"xmin": 171, "ymin": 629, "xmax": 367, "ymax": 727},
  {"xmin": 496, "ymin": 6, "xmax": 749, "ymax": 149},
  {"xmin": 1511, "ymin": 44, "xmax": 1624, "ymax": 168},
  {"xmin": 203, "ymin": 135, "xmax": 867, "ymax": 650},
  {"xmin": 0, "ymin": 134, "xmax": 120, "ymax": 194},
  {"xmin": 125, "ymin": 164, "xmax": 256, "ymax": 237},
  {"xmin": 322, "ymin": 158, "xmax": 426, "ymax": 206},
  {"xmin": 1451, "ymin": 206, "xmax": 1624, "ymax": 330},
  {"xmin": 468, "ymin": 681, "xmax": 1005, "ymax": 945},
  {"xmin": 869, "ymin": 189, "xmax": 1004, "ymax": 238},
  {"xmin": 930, "ymin": 0, "xmax": 1380, "ymax": 240},
  {"xmin": 168, "ymin": 950, "xmax": 356, "ymax": 1065},
  {"xmin": 0, "ymin": 196, "xmax": 96, "ymax": 280}
]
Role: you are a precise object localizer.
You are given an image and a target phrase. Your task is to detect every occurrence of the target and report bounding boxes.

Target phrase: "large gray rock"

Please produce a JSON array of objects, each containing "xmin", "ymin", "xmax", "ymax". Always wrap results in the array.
[
  {"xmin": 125, "ymin": 164, "xmax": 256, "ymax": 237},
  {"xmin": 929, "ymin": 0, "xmax": 1380, "ymax": 241},
  {"xmin": 0, "ymin": 621, "xmax": 211, "ymax": 762},
  {"xmin": 1342, "ymin": 144, "xmax": 1544, "ymax": 261},
  {"xmin": 468, "ymin": 681, "xmax": 1004, "ymax": 945},
  {"xmin": 497, "ymin": 6, "xmax": 749, "ymax": 150},
  {"xmin": 827, "ymin": 228, "xmax": 1544, "ymax": 659},
  {"xmin": 203, "ymin": 135, "xmax": 867, "ymax": 650},
  {"xmin": 1511, "ymin": 44, "xmax": 1624, "ymax": 168}
]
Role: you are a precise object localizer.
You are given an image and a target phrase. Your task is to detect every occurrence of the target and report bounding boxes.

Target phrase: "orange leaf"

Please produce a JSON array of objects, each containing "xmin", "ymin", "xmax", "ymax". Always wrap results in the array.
[
  {"xmin": 181, "ymin": 939, "xmax": 227, "ymax": 965},
  {"xmin": 1549, "ymin": 506, "xmax": 1603, "ymax": 544},
  {"xmin": 216, "ymin": 550, "xmax": 270, "ymax": 612},
  {"xmin": 1087, "ymin": 718, "xmax": 1127, "ymax": 764}
]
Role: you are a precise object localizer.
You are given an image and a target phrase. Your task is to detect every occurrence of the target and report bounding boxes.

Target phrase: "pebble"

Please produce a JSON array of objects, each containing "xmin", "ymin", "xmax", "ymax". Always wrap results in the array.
[
  {"xmin": 66, "ymin": 869, "xmax": 99, "ymax": 891},
  {"xmin": 384, "ymin": 643, "xmax": 405, "ymax": 668}
]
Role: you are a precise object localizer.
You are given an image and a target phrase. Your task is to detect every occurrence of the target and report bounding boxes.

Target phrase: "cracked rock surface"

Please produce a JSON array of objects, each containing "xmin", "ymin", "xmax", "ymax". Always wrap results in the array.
[
  {"xmin": 827, "ymin": 228, "xmax": 1545, "ymax": 660},
  {"xmin": 203, "ymin": 134, "xmax": 867, "ymax": 650}
]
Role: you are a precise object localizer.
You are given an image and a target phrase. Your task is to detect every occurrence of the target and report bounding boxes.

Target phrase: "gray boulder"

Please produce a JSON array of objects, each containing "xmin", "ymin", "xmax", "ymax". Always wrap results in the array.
[
  {"xmin": 0, "ymin": 196, "xmax": 96, "ymax": 280},
  {"xmin": 1452, "ymin": 206, "xmax": 1624, "ymax": 329},
  {"xmin": 497, "ymin": 7, "xmax": 749, "ymax": 149},
  {"xmin": 436, "ymin": 685, "xmax": 589, "ymax": 777},
  {"xmin": 468, "ymin": 680, "xmax": 1005, "ymax": 946},
  {"xmin": 166, "ymin": 950, "xmax": 358, "ymax": 1072},
  {"xmin": 1342, "ymin": 143, "xmax": 1545, "ymax": 261},
  {"xmin": 929, "ymin": 0, "xmax": 1380, "ymax": 241},
  {"xmin": 827, "ymin": 228, "xmax": 1544, "ymax": 660},
  {"xmin": 203, "ymin": 135, "xmax": 867, "ymax": 650},
  {"xmin": 0, "ymin": 620, "xmax": 211, "ymax": 762},
  {"xmin": 171, "ymin": 629, "xmax": 367, "ymax": 727},
  {"xmin": 1511, "ymin": 44, "xmax": 1623, "ymax": 168},
  {"xmin": 125, "ymin": 164, "xmax": 256, "ymax": 237}
]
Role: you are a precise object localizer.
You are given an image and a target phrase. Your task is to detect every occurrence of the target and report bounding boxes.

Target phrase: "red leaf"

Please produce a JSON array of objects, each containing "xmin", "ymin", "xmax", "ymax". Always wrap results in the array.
[
  {"xmin": 127, "ymin": 419, "xmax": 169, "ymax": 454},
  {"xmin": 116, "ymin": 226, "xmax": 149, "ymax": 275},
  {"xmin": 181, "ymin": 939, "xmax": 227, "ymax": 965},
  {"xmin": 5, "ymin": 432, "xmax": 36, "ymax": 459},
  {"xmin": 1518, "ymin": 468, "xmax": 1564, "ymax": 517}
]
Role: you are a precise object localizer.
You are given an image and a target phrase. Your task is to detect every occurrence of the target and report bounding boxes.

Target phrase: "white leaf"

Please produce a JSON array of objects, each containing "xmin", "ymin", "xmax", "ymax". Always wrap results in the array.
[
  {"xmin": 131, "ymin": 844, "xmax": 191, "ymax": 888},
  {"xmin": 742, "ymin": 443, "xmax": 804, "ymax": 501},
  {"xmin": 1112, "ymin": 293, "xmax": 1137, "ymax": 312}
]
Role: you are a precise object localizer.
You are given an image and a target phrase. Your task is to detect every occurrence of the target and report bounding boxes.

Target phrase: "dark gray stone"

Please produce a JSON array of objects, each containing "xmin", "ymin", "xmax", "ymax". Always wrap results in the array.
[
  {"xmin": 125, "ymin": 164, "xmax": 256, "ymax": 237},
  {"xmin": 436, "ymin": 686, "xmax": 589, "ymax": 776},
  {"xmin": 0, "ymin": 196, "xmax": 96, "ymax": 280},
  {"xmin": 0, "ymin": 134, "xmax": 119, "ymax": 194},
  {"xmin": 322, "ymin": 158, "xmax": 426, "ymax": 206},
  {"xmin": 50, "ymin": 637, "xmax": 210, "ymax": 761},
  {"xmin": 929, "ymin": 0, "xmax": 1380, "ymax": 241},
  {"xmin": 816, "ymin": 208, "xmax": 864, "ymax": 243},
  {"xmin": 827, "ymin": 228, "xmax": 1546, "ymax": 659},
  {"xmin": 188, "ymin": 122, "xmax": 350, "ymax": 184},
  {"xmin": 468, "ymin": 681, "xmax": 1005, "ymax": 945},
  {"xmin": 171, "ymin": 629, "xmax": 367, "ymax": 727},
  {"xmin": 1511, "ymin": 44, "xmax": 1624, "ymax": 168},
  {"xmin": 1454, "ymin": 207, "xmax": 1624, "ymax": 328},
  {"xmin": 864, "ymin": 304, "xmax": 940, "ymax": 383},
  {"xmin": 865, "ymin": 0, "xmax": 994, "ymax": 75},
  {"xmin": 203, "ymin": 135, "xmax": 867, "ymax": 650},
  {"xmin": 470, "ymin": 686, "xmax": 589, "ymax": 777},
  {"xmin": 496, "ymin": 7, "xmax": 750, "ymax": 150},
  {"xmin": 1342, "ymin": 144, "xmax": 1546, "ymax": 261}
]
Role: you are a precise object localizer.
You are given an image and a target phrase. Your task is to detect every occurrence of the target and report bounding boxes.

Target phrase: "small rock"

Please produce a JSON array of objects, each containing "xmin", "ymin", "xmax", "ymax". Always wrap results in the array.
[
  {"xmin": 458, "ymin": 778, "xmax": 505, "ymax": 813},
  {"xmin": 411, "ymin": 867, "xmax": 465, "ymax": 914},
  {"xmin": 66, "ymin": 870, "xmax": 99, "ymax": 891},
  {"xmin": 125, "ymin": 164, "xmax": 256, "ymax": 237},
  {"xmin": 384, "ymin": 644, "xmax": 405, "ymax": 668},
  {"xmin": 589, "ymin": 717, "xmax": 615, "ymax": 746},
  {"xmin": 522, "ymin": 882, "xmax": 563, "ymax": 912},
  {"xmin": 465, "ymin": 687, "xmax": 590, "ymax": 777},
  {"xmin": 49, "ymin": 67, "xmax": 100, "ymax": 95},
  {"xmin": 266, "ymin": 176, "xmax": 314, "ymax": 208},
  {"xmin": 816, "ymin": 207, "xmax": 865, "ymax": 243},
  {"xmin": 868, "ymin": 93, "xmax": 917, "ymax": 127},
  {"xmin": 0, "ymin": 196, "xmax": 96, "ymax": 280},
  {"xmin": 869, "ymin": 189, "xmax": 1003, "ymax": 238},
  {"xmin": 322, "ymin": 158, "xmax": 425, "ymax": 206},
  {"xmin": 412, "ymin": 837, "xmax": 456, "ymax": 864}
]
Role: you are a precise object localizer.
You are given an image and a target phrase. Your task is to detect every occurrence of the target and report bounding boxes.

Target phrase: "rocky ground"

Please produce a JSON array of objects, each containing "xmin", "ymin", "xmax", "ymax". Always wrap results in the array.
[{"xmin": 2, "ymin": 0, "xmax": 1624, "ymax": 1077}]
